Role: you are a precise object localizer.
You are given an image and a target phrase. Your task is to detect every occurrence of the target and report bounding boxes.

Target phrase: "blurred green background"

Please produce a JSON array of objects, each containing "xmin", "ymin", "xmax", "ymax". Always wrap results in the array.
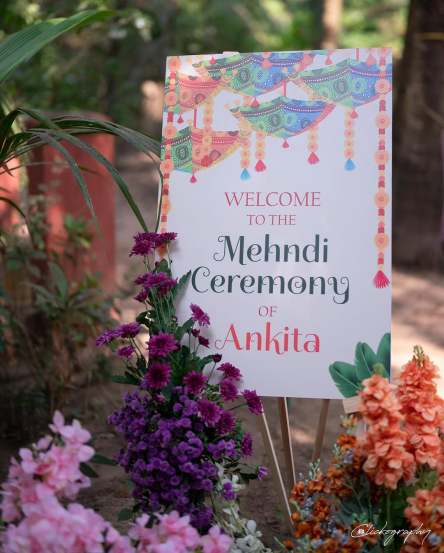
[{"xmin": 0, "ymin": 0, "xmax": 407, "ymax": 129}]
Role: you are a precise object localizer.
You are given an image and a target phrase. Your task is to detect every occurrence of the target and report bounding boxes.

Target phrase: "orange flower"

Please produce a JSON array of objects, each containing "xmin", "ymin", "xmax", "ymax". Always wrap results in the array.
[
  {"xmin": 358, "ymin": 374, "xmax": 416, "ymax": 489},
  {"xmin": 398, "ymin": 346, "xmax": 444, "ymax": 468}
]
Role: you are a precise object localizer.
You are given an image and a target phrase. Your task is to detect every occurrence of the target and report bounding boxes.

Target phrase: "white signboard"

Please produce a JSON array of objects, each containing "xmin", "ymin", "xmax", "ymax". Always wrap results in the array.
[{"xmin": 160, "ymin": 48, "xmax": 392, "ymax": 398}]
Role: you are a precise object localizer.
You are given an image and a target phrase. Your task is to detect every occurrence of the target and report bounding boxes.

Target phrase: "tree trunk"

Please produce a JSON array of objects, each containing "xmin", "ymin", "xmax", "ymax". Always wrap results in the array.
[
  {"xmin": 394, "ymin": 0, "xmax": 444, "ymax": 268},
  {"xmin": 319, "ymin": 0, "xmax": 343, "ymax": 49}
]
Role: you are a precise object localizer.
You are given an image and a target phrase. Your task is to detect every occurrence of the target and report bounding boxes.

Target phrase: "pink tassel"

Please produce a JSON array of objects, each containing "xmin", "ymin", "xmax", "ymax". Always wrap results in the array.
[
  {"xmin": 190, "ymin": 173, "xmax": 197, "ymax": 183},
  {"xmin": 255, "ymin": 159, "xmax": 266, "ymax": 172},
  {"xmin": 178, "ymin": 114, "xmax": 184, "ymax": 124},
  {"xmin": 373, "ymin": 270, "xmax": 390, "ymax": 289},
  {"xmin": 282, "ymin": 139, "xmax": 289, "ymax": 149},
  {"xmin": 308, "ymin": 152, "xmax": 319, "ymax": 164},
  {"xmin": 251, "ymin": 97, "xmax": 260, "ymax": 108}
]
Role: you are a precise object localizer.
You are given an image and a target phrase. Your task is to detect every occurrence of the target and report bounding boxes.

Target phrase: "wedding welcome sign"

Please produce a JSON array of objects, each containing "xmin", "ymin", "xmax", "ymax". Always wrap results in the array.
[{"xmin": 160, "ymin": 48, "xmax": 392, "ymax": 399}]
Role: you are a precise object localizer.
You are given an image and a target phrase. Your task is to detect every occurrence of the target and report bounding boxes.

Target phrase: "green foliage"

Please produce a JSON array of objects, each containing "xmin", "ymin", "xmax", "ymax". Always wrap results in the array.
[
  {"xmin": 0, "ymin": 193, "xmax": 116, "ymax": 436},
  {"xmin": 329, "ymin": 333, "xmax": 391, "ymax": 397},
  {"xmin": 0, "ymin": 0, "xmax": 408, "ymax": 130}
]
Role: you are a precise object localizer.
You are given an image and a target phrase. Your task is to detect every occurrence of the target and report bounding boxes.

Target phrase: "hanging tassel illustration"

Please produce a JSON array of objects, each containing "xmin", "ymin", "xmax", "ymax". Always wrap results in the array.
[
  {"xmin": 239, "ymin": 120, "xmax": 251, "ymax": 180},
  {"xmin": 255, "ymin": 131, "xmax": 266, "ymax": 172},
  {"xmin": 373, "ymin": 48, "xmax": 391, "ymax": 288},
  {"xmin": 160, "ymin": 56, "xmax": 180, "ymax": 232},
  {"xmin": 307, "ymin": 125, "xmax": 319, "ymax": 164},
  {"xmin": 344, "ymin": 108, "xmax": 356, "ymax": 170}
]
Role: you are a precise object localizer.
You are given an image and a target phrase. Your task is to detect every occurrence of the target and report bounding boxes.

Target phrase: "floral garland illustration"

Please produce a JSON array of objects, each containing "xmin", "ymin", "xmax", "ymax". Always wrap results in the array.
[{"xmin": 160, "ymin": 49, "xmax": 392, "ymax": 289}]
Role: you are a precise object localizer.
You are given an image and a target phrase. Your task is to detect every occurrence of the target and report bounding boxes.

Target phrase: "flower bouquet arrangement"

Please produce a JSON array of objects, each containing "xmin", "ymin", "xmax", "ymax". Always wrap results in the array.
[
  {"xmin": 97, "ymin": 231, "xmax": 271, "ymax": 549},
  {"xmin": 286, "ymin": 347, "xmax": 444, "ymax": 552},
  {"xmin": 0, "ymin": 412, "xmax": 233, "ymax": 553}
]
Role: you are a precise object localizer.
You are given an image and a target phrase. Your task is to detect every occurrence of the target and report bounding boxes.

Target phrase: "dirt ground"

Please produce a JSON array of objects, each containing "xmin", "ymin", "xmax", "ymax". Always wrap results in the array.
[{"xmin": 2, "ymin": 145, "xmax": 444, "ymax": 545}]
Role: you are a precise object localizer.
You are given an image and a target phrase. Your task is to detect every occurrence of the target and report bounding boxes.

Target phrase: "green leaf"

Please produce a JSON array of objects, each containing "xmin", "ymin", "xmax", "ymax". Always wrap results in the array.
[
  {"xmin": 117, "ymin": 508, "xmax": 133, "ymax": 522},
  {"xmin": 80, "ymin": 462, "xmax": 98, "ymax": 478},
  {"xmin": 91, "ymin": 453, "xmax": 117, "ymax": 466},
  {"xmin": 0, "ymin": 11, "xmax": 113, "ymax": 84},
  {"xmin": 111, "ymin": 374, "xmax": 138, "ymax": 385},
  {"xmin": 176, "ymin": 317, "xmax": 194, "ymax": 340},
  {"xmin": 49, "ymin": 262, "xmax": 69, "ymax": 298},
  {"xmin": 328, "ymin": 362, "xmax": 360, "ymax": 398},
  {"xmin": 377, "ymin": 333, "xmax": 391, "ymax": 374},
  {"xmin": 0, "ymin": 196, "xmax": 26, "ymax": 219},
  {"xmin": 354, "ymin": 342, "xmax": 374, "ymax": 381}
]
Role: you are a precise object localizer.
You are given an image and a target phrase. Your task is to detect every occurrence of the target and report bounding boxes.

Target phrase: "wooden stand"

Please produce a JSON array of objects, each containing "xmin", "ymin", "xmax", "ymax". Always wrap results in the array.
[
  {"xmin": 311, "ymin": 399, "xmax": 330, "ymax": 462},
  {"xmin": 277, "ymin": 397, "xmax": 296, "ymax": 488},
  {"xmin": 258, "ymin": 407, "xmax": 293, "ymax": 532}
]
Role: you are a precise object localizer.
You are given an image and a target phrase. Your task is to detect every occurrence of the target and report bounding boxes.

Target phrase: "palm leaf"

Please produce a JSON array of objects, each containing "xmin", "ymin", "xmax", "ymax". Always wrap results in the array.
[
  {"xmin": 0, "ymin": 196, "xmax": 26, "ymax": 219},
  {"xmin": 0, "ymin": 108, "xmax": 163, "ymax": 231},
  {"xmin": 0, "ymin": 10, "xmax": 112, "ymax": 84}
]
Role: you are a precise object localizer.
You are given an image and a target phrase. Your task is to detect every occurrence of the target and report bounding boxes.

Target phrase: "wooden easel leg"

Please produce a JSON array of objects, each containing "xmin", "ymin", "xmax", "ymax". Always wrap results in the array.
[
  {"xmin": 311, "ymin": 399, "xmax": 330, "ymax": 462},
  {"xmin": 277, "ymin": 397, "xmax": 296, "ymax": 489},
  {"xmin": 258, "ymin": 408, "xmax": 293, "ymax": 532}
]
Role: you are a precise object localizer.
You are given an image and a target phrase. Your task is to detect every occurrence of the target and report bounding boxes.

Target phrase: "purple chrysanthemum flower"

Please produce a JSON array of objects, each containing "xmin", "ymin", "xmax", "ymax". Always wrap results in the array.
[
  {"xmin": 257, "ymin": 466, "xmax": 268, "ymax": 480},
  {"xmin": 217, "ymin": 363, "xmax": 242, "ymax": 382},
  {"xmin": 116, "ymin": 322, "xmax": 141, "ymax": 338},
  {"xmin": 130, "ymin": 231, "xmax": 177, "ymax": 257},
  {"xmin": 198, "ymin": 335, "xmax": 210, "ymax": 348},
  {"xmin": 216, "ymin": 410, "xmax": 236, "ymax": 435},
  {"xmin": 222, "ymin": 481, "xmax": 235, "ymax": 501},
  {"xmin": 219, "ymin": 379, "xmax": 238, "ymax": 402},
  {"xmin": 184, "ymin": 371, "xmax": 207, "ymax": 395},
  {"xmin": 212, "ymin": 354, "xmax": 222, "ymax": 363},
  {"xmin": 190, "ymin": 304, "xmax": 210, "ymax": 326},
  {"xmin": 148, "ymin": 332, "xmax": 178, "ymax": 358},
  {"xmin": 156, "ymin": 231, "xmax": 177, "ymax": 245},
  {"xmin": 117, "ymin": 345, "xmax": 136, "ymax": 358},
  {"xmin": 96, "ymin": 329, "xmax": 117, "ymax": 346},
  {"xmin": 242, "ymin": 389, "xmax": 263, "ymax": 415},
  {"xmin": 241, "ymin": 432, "xmax": 253, "ymax": 456},
  {"xmin": 135, "ymin": 272, "xmax": 177, "ymax": 296},
  {"xmin": 143, "ymin": 362, "xmax": 171, "ymax": 389},
  {"xmin": 198, "ymin": 399, "xmax": 221, "ymax": 426},
  {"xmin": 130, "ymin": 232, "xmax": 158, "ymax": 256},
  {"xmin": 134, "ymin": 288, "xmax": 148, "ymax": 303}
]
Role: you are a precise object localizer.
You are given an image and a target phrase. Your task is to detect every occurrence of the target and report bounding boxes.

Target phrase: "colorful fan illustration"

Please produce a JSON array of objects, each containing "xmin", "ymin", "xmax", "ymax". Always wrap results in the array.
[
  {"xmin": 165, "ymin": 73, "xmax": 222, "ymax": 125},
  {"xmin": 160, "ymin": 126, "xmax": 240, "ymax": 230},
  {"xmin": 231, "ymin": 98, "xmax": 334, "ymax": 177},
  {"xmin": 295, "ymin": 58, "xmax": 393, "ymax": 171},
  {"xmin": 193, "ymin": 52, "xmax": 314, "ymax": 105}
]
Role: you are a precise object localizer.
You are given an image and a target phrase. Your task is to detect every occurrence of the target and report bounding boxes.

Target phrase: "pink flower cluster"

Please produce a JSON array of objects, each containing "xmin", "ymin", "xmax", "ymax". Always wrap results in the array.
[
  {"xmin": 129, "ymin": 512, "xmax": 232, "ymax": 553},
  {"xmin": 0, "ymin": 413, "xmax": 232, "ymax": 553}
]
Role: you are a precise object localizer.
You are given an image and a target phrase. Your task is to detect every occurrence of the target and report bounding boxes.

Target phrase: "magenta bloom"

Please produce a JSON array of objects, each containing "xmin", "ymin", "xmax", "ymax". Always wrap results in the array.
[
  {"xmin": 216, "ymin": 410, "xmax": 236, "ymax": 435},
  {"xmin": 198, "ymin": 335, "xmax": 210, "ymax": 348},
  {"xmin": 144, "ymin": 362, "xmax": 171, "ymax": 389},
  {"xmin": 198, "ymin": 399, "xmax": 221, "ymax": 426},
  {"xmin": 135, "ymin": 272, "xmax": 177, "ymax": 296},
  {"xmin": 116, "ymin": 322, "xmax": 141, "ymax": 338},
  {"xmin": 190, "ymin": 304, "xmax": 210, "ymax": 326},
  {"xmin": 96, "ymin": 329, "xmax": 117, "ymax": 346},
  {"xmin": 241, "ymin": 433, "xmax": 253, "ymax": 456},
  {"xmin": 130, "ymin": 231, "xmax": 177, "ymax": 256},
  {"xmin": 242, "ymin": 389, "xmax": 263, "ymax": 415},
  {"xmin": 184, "ymin": 371, "xmax": 207, "ymax": 395},
  {"xmin": 217, "ymin": 363, "xmax": 241, "ymax": 382},
  {"xmin": 257, "ymin": 466, "xmax": 268, "ymax": 480},
  {"xmin": 117, "ymin": 345, "xmax": 135, "ymax": 359},
  {"xmin": 219, "ymin": 379, "xmax": 238, "ymax": 402},
  {"xmin": 148, "ymin": 332, "xmax": 178, "ymax": 358}
]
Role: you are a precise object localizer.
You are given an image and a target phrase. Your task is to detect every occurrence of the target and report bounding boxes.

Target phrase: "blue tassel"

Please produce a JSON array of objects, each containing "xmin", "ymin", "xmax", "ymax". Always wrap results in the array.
[
  {"xmin": 345, "ymin": 158, "xmax": 356, "ymax": 171},
  {"xmin": 241, "ymin": 168, "xmax": 251, "ymax": 180}
]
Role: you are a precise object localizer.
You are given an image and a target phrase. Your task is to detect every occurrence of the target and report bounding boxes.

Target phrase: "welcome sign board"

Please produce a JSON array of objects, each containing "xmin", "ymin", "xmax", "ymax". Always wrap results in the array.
[{"xmin": 160, "ymin": 48, "xmax": 392, "ymax": 399}]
